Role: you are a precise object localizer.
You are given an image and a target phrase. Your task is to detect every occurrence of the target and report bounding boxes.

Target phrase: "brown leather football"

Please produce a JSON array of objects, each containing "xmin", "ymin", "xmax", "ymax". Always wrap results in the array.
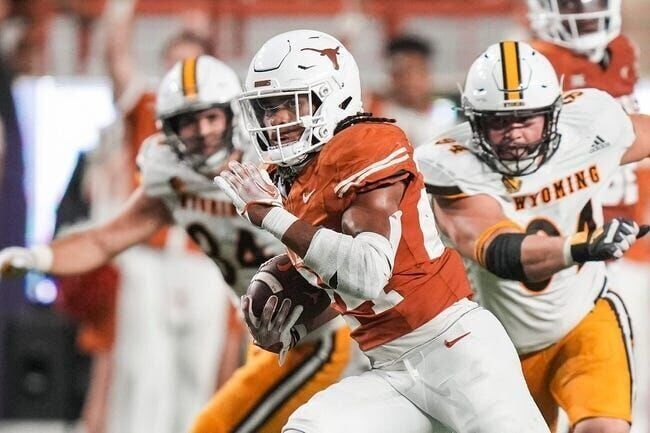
[{"xmin": 246, "ymin": 254, "xmax": 331, "ymax": 325}]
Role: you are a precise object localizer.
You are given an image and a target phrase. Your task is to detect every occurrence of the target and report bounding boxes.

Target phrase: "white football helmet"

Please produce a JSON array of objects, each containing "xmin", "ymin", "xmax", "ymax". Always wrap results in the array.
[
  {"xmin": 462, "ymin": 41, "xmax": 563, "ymax": 177},
  {"xmin": 239, "ymin": 29, "xmax": 362, "ymax": 166},
  {"xmin": 156, "ymin": 55, "xmax": 244, "ymax": 173},
  {"xmin": 527, "ymin": 0, "xmax": 621, "ymax": 58}
]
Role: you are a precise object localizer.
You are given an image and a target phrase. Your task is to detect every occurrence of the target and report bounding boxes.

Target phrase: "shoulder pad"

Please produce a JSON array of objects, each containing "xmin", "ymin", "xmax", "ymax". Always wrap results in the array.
[
  {"xmin": 415, "ymin": 122, "xmax": 492, "ymax": 198},
  {"xmin": 137, "ymin": 134, "xmax": 180, "ymax": 198},
  {"xmin": 559, "ymin": 88, "xmax": 635, "ymax": 161},
  {"xmin": 562, "ymin": 88, "xmax": 632, "ymax": 138},
  {"xmin": 138, "ymin": 134, "xmax": 237, "ymax": 202},
  {"xmin": 415, "ymin": 143, "xmax": 465, "ymax": 198},
  {"xmin": 322, "ymin": 123, "xmax": 418, "ymax": 197}
]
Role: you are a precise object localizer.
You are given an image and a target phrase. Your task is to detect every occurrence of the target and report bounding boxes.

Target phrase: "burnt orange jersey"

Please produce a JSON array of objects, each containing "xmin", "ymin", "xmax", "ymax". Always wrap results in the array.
[
  {"xmin": 126, "ymin": 91, "xmax": 158, "ymax": 162},
  {"xmin": 531, "ymin": 35, "xmax": 638, "ymax": 100},
  {"xmin": 280, "ymin": 122, "xmax": 472, "ymax": 351}
]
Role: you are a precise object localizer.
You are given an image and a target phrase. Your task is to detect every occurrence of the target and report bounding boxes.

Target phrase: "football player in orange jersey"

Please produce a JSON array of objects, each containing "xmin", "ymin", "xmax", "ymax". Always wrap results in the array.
[
  {"xmin": 528, "ymin": 2, "xmax": 649, "ymax": 431},
  {"xmin": 216, "ymin": 29, "xmax": 550, "ymax": 433},
  {"xmin": 528, "ymin": 0, "xmax": 637, "ymax": 110}
]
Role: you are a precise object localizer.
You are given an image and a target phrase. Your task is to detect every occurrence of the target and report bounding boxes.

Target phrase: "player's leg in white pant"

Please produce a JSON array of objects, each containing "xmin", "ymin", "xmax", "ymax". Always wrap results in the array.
[
  {"xmin": 106, "ymin": 243, "xmax": 228, "ymax": 433},
  {"xmin": 284, "ymin": 304, "xmax": 548, "ymax": 433},
  {"xmin": 382, "ymin": 306, "xmax": 549, "ymax": 433},
  {"xmin": 164, "ymin": 250, "xmax": 230, "ymax": 433},
  {"xmin": 608, "ymin": 259, "xmax": 650, "ymax": 433},
  {"xmin": 282, "ymin": 371, "xmax": 447, "ymax": 433},
  {"xmin": 106, "ymin": 247, "xmax": 175, "ymax": 433}
]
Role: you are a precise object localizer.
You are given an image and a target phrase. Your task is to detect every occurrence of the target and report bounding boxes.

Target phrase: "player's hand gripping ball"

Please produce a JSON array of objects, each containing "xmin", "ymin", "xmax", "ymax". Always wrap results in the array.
[{"xmin": 242, "ymin": 254, "xmax": 330, "ymax": 364}]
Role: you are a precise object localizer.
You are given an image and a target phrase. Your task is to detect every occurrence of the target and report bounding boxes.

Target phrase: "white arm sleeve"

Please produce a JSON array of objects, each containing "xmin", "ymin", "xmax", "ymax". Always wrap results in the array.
[{"xmin": 302, "ymin": 228, "xmax": 395, "ymax": 300}]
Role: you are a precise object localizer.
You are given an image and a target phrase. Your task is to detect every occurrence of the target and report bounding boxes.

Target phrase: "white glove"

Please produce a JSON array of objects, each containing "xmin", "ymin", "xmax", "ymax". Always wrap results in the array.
[
  {"xmin": 241, "ymin": 294, "xmax": 306, "ymax": 365},
  {"xmin": 214, "ymin": 161, "xmax": 283, "ymax": 223},
  {"xmin": 0, "ymin": 246, "xmax": 53, "ymax": 277}
]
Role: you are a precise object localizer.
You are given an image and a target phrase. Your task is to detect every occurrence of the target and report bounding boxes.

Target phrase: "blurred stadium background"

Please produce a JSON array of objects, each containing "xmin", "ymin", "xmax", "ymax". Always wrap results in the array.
[{"xmin": 0, "ymin": 1, "xmax": 648, "ymax": 432}]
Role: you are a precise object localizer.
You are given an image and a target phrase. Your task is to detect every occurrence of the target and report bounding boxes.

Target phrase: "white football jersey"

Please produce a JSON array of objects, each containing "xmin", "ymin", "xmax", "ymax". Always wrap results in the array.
[
  {"xmin": 415, "ymin": 89, "xmax": 636, "ymax": 354},
  {"xmin": 137, "ymin": 134, "xmax": 284, "ymax": 295}
]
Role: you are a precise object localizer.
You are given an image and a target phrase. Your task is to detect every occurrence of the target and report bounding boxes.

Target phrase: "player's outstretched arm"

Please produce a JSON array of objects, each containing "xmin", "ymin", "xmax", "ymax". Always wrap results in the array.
[
  {"xmin": 433, "ymin": 194, "xmax": 646, "ymax": 282},
  {"xmin": 433, "ymin": 193, "xmax": 560, "ymax": 282},
  {"xmin": 0, "ymin": 187, "xmax": 172, "ymax": 277}
]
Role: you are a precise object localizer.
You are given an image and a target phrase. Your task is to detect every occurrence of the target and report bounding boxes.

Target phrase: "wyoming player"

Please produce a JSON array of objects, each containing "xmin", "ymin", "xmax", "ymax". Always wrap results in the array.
[
  {"xmin": 528, "ymin": 1, "xmax": 650, "ymax": 430},
  {"xmin": 416, "ymin": 41, "xmax": 650, "ymax": 433}
]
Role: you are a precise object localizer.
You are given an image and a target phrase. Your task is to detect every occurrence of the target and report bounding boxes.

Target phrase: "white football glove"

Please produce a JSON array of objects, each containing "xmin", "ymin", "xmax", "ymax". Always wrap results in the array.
[
  {"xmin": 214, "ymin": 161, "xmax": 283, "ymax": 224},
  {"xmin": 0, "ymin": 246, "xmax": 53, "ymax": 278},
  {"xmin": 241, "ymin": 294, "xmax": 306, "ymax": 365}
]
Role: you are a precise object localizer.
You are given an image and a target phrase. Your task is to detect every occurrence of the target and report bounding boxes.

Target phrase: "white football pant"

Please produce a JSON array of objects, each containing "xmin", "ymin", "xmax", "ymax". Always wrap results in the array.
[
  {"xmin": 106, "ymin": 236, "xmax": 230, "ymax": 433},
  {"xmin": 283, "ymin": 304, "xmax": 549, "ymax": 433}
]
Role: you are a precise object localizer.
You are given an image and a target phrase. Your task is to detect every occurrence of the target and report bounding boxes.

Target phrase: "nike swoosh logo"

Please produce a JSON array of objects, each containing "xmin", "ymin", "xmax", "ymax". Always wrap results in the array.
[
  {"xmin": 302, "ymin": 190, "xmax": 316, "ymax": 203},
  {"xmin": 444, "ymin": 331, "xmax": 471, "ymax": 348}
]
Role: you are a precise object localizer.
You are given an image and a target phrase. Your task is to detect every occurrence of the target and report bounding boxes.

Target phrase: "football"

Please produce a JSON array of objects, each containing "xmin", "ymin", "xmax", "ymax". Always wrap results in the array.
[{"xmin": 246, "ymin": 254, "xmax": 331, "ymax": 325}]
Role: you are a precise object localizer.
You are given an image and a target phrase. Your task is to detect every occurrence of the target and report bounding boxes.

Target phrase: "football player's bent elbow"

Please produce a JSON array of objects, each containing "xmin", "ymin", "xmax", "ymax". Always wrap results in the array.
[{"xmin": 303, "ymin": 228, "xmax": 394, "ymax": 299}]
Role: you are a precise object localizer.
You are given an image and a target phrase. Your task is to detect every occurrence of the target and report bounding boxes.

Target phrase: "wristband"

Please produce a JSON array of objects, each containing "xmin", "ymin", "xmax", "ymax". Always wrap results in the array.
[
  {"xmin": 564, "ymin": 230, "xmax": 591, "ymax": 265},
  {"xmin": 29, "ymin": 245, "xmax": 54, "ymax": 272},
  {"xmin": 261, "ymin": 207, "xmax": 299, "ymax": 240},
  {"xmin": 562, "ymin": 236, "xmax": 575, "ymax": 267}
]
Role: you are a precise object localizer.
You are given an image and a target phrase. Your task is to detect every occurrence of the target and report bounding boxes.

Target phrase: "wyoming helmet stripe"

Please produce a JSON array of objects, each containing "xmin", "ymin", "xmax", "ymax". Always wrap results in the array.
[
  {"xmin": 181, "ymin": 57, "xmax": 199, "ymax": 97},
  {"xmin": 500, "ymin": 41, "xmax": 523, "ymax": 101}
]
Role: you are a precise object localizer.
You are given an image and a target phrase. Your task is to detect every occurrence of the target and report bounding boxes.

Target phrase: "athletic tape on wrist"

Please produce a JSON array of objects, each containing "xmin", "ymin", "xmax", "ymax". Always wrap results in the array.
[
  {"xmin": 261, "ymin": 207, "xmax": 299, "ymax": 240},
  {"xmin": 562, "ymin": 236, "xmax": 576, "ymax": 267}
]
